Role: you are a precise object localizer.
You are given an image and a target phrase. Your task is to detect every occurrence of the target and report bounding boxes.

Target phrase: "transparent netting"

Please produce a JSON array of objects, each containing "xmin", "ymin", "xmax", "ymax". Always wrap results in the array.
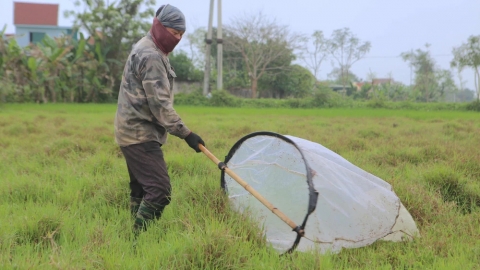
[{"xmin": 222, "ymin": 133, "xmax": 419, "ymax": 253}]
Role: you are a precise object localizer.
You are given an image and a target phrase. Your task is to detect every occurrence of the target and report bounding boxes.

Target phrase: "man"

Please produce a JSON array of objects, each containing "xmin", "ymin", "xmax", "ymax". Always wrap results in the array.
[{"xmin": 114, "ymin": 4, "xmax": 205, "ymax": 235}]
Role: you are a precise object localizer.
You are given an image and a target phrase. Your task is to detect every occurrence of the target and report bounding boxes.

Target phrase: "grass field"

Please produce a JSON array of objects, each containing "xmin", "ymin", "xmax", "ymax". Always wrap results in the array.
[{"xmin": 1, "ymin": 104, "xmax": 479, "ymax": 269}]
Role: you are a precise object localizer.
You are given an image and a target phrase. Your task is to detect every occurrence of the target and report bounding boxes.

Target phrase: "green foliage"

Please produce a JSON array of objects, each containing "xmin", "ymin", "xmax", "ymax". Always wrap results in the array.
[
  {"xmin": 65, "ymin": 0, "xmax": 156, "ymax": 97},
  {"xmin": 184, "ymin": 27, "xmax": 251, "ymax": 90},
  {"xmin": 328, "ymin": 67, "xmax": 360, "ymax": 86},
  {"xmin": 174, "ymin": 91, "xmax": 209, "ymax": 106},
  {"xmin": 174, "ymin": 87, "xmax": 356, "ymax": 109},
  {"xmin": 0, "ymin": 29, "xmax": 26, "ymax": 103},
  {"xmin": 366, "ymin": 93, "xmax": 389, "ymax": 108},
  {"xmin": 466, "ymin": 100, "xmax": 480, "ymax": 111},
  {"xmin": 172, "ymin": 90, "xmax": 475, "ymax": 111},
  {"xmin": 273, "ymin": 65, "xmax": 316, "ymax": 98},
  {"xmin": 0, "ymin": 29, "xmax": 120, "ymax": 103},
  {"xmin": 401, "ymin": 45, "xmax": 454, "ymax": 103},
  {"xmin": 451, "ymin": 35, "xmax": 480, "ymax": 100},
  {"xmin": 326, "ymin": 28, "xmax": 371, "ymax": 92},
  {"xmin": 209, "ymin": 90, "xmax": 242, "ymax": 107},
  {"xmin": 454, "ymin": 88, "xmax": 476, "ymax": 102},
  {"xmin": 169, "ymin": 51, "xmax": 203, "ymax": 82},
  {"xmin": 225, "ymin": 13, "xmax": 301, "ymax": 98},
  {"xmin": 311, "ymin": 84, "xmax": 348, "ymax": 107}
]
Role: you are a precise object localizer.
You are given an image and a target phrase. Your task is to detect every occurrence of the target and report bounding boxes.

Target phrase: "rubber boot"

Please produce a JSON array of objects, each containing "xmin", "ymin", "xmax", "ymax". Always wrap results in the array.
[
  {"xmin": 133, "ymin": 200, "xmax": 166, "ymax": 235},
  {"xmin": 130, "ymin": 197, "xmax": 143, "ymax": 217}
]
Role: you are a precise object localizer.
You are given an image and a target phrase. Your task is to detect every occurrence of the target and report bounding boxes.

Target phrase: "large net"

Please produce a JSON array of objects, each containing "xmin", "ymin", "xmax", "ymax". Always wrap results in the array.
[{"xmin": 221, "ymin": 132, "xmax": 419, "ymax": 253}]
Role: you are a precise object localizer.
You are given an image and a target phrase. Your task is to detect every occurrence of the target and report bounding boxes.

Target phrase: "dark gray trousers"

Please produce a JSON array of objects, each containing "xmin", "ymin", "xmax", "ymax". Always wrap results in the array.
[{"xmin": 120, "ymin": 141, "xmax": 171, "ymax": 206}]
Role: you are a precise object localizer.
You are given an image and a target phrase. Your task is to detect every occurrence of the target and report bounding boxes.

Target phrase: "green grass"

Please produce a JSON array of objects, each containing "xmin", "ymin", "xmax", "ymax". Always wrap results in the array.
[{"xmin": 1, "ymin": 104, "xmax": 479, "ymax": 269}]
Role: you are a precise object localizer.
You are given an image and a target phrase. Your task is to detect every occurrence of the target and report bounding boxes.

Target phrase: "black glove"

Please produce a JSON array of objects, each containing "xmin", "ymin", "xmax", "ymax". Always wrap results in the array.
[{"xmin": 184, "ymin": 132, "xmax": 205, "ymax": 153}]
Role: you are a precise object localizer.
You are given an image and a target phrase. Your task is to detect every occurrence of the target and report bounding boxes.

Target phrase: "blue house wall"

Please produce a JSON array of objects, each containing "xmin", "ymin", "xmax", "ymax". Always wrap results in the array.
[{"xmin": 15, "ymin": 25, "xmax": 77, "ymax": 47}]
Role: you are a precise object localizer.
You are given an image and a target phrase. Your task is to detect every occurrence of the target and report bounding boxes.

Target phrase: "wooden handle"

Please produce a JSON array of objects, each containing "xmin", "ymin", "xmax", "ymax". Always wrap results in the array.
[{"xmin": 199, "ymin": 144, "xmax": 302, "ymax": 233}]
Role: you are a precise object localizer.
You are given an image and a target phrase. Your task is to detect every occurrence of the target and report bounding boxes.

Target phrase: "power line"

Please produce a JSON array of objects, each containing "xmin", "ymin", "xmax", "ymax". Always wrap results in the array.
[{"xmin": 363, "ymin": 54, "xmax": 451, "ymax": 59}]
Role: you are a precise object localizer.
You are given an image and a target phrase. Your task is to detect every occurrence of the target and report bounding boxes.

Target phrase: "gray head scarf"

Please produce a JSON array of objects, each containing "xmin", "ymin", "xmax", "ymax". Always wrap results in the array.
[{"xmin": 156, "ymin": 4, "xmax": 186, "ymax": 32}]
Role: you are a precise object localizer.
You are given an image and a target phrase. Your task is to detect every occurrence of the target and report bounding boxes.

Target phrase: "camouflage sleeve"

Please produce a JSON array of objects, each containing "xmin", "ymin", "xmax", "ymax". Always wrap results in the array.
[{"xmin": 140, "ymin": 54, "xmax": 191, "ymax": 139}]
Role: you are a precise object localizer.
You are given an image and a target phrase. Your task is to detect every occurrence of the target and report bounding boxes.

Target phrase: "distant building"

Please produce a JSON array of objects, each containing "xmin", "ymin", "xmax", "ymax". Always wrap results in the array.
[
  {"xmin": 371, "ymin": 78, "xmax": 393, "ymax": 86},
  {"xmin": 352, "ymin": 82, "xmax": 366, "ymax": 91},
  {"xmin": 13, "ymin": 2, "xmax": 76, "ymax": 47},
  {"xmin": 352, "ymin": 78, "xmax": 394, "ymax": 92}
]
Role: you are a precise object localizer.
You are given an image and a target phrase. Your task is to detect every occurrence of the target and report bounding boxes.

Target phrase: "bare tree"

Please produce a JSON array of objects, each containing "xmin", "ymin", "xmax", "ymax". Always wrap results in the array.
[
  {"xmin": 300, "ymin": 30, "xmax": 328, "ymax": 80},
  {"xmin": 183, "ymin": 27, "xmax": 207, "ymax": 69},
  {"xmin": 224, "ymin": 13, "xmax": 302, "ymax": 98},
  {"xmin": 326, "ymin": 28, "xmax": 371, "ymax": 95}
]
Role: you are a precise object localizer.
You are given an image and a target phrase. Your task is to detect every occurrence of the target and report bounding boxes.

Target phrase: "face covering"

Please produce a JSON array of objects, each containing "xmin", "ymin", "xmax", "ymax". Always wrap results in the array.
[{"xmin": 150, "ymin": 17, "xmax": 180, "ymax": 55}]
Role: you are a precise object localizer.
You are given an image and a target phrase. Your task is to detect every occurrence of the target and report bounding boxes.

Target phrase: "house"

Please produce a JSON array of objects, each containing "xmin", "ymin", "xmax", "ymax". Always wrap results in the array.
[
  {"xmin": 371, "ymin": 78, "xmax": 393, "ymax": 86},
  {"xmin": 352, "ymin": 81, "xmax": 366, "ymax": 91},
  {"xmin": 14, "ymin": 2, "xmax": 76, "ymax": 47},
  {"xmin": 352, "ymin": 78, "xmax": 394, "ymax": 92}
]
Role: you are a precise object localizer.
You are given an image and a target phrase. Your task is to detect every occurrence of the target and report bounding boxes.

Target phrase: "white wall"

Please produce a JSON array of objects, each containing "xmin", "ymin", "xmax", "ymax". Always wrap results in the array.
[{"xmin": 15, "ymin": 25, "xmax": 74, "ymax": 47}]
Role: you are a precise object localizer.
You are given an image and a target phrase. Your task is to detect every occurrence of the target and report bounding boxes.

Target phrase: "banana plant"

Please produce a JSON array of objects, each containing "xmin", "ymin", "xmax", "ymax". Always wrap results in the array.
[{"xmin": 36, "ymin": 35, "xmax": 73, "ymax": 102}]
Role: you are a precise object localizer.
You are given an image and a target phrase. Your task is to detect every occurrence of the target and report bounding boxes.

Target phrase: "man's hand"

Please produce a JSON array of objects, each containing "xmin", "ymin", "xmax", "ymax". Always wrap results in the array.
[{"xmin": 184, "ymin": 132, "xmax": 205, "ymax": 153}]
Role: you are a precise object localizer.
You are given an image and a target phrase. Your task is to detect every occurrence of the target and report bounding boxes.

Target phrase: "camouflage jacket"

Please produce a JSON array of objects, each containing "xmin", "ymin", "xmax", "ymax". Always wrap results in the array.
[{"xmin": 114, "ymin": 33, "xmax": 191, "ymax": 146}]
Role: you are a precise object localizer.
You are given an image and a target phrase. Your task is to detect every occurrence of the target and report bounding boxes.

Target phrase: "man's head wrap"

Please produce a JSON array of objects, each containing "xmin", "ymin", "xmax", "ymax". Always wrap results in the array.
[{"xmin": 156, "ymin": 4, "xmax": 186, "ymax": 32}]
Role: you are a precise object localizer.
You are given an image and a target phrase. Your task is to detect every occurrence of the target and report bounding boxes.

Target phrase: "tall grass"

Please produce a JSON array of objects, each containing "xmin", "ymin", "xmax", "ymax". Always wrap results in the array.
[{"xmin": 1, "ymin": 104, "xmax": 479, "ymax": 269}]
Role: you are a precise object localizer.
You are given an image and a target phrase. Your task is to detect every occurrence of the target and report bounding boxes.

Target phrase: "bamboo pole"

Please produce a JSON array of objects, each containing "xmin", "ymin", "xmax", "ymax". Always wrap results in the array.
[{"xmin": 199, "ymin": 144, "xmax": 303, "ymax": 235}]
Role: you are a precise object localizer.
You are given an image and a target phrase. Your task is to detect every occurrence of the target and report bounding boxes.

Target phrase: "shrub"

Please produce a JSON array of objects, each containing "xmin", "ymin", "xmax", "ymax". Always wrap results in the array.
[
  {"xmin": 241, "ymin": 98, "xmax": 285, "ymax": 108},
  {"xmin": 170, "ymin": 90, "xmax": 475, "ymax": 111},
  {"xmin": 284, "ymin": 98, "xmax": 310, "ymax": 108},
  {"xmin": 208, "ymin": 90, "xmax": 242, "ymax": 107},
  {"xmin": 311, "ymin": 85, "xmax": 345, "ymax": 108},
  {"xmin": 466, "ymin": 100, "xmax": 480, "ymax": 112},
  {"xmin": 174, "ymin": 91, "xmax": 209, "ymax": 106},
  {"xmin": 366, "ymin": 94, "xmax": 388, "ymax": 108}
]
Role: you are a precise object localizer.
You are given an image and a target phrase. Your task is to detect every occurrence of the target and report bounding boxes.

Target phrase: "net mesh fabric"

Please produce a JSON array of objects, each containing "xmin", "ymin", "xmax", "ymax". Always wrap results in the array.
[{"xmin": 224, "ymin": 134, "xmax": 419, "ymax": 253}]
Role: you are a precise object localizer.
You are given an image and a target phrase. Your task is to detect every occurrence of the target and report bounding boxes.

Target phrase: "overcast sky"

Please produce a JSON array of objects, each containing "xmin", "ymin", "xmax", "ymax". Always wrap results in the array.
[{"xmin": 2, "ymin": 0, "xmax": 479, "ymax": 90}]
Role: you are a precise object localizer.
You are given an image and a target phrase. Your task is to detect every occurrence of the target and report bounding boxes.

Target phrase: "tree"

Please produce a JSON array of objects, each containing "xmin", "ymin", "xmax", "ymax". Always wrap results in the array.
[
  {"xmin": 328, "ymin": 67, "xmax": 360, "ymax": 85},
  {"xmin": 326, "ymin": 28, "xmax": 371, "ymax": 95},
  {"xmin": 257, "ymin": 48, "xmax": 296, "ymax": 97},
  {"xmin": 451, "ymin": 35, "xmax": 480, "ymax": 100},
  {"xmin": 456, "ymin": 88, "xmax": 475, "ymax": 102},
  {"xmin": 184, "ymin": 27, "xmax": 250, "ymax": 91},
  {"xmin": 402, "ymin": 44, "xmax": 440, "ymax": 102},
  {"xmin": 29, "ymin": 35, "xmax": 74, "ymax": 103},
  {"xmin": 0, "ymin": 25, "xmax": 27, "ymax": 103},
  {"xmin": 65, "ymin": 0, "xmax": 155, "ymax": 97},
  {"xmin": 327, "ymin": 67, "xmax": 359, "ymax": 96},
  {"xmin": 275, "ymin": 65, "xmax": 316, "ymax": 98},
  {"xmin": 224, "ymin": 13, "xmax": 302, "ymax": 98},
  {"xmin": 259, "ymin": 64, "xmax": 315, "ymax": 98},
  {"xmin": 300, "ymin": 30, "xmax": 328, "ymax": 79},
  {"xmin": 169, "ymin": 50, "xmax": 203, "ymax": 82},
  {"xmin": 183, "ymin": 27, "xmax": 208, "ymax": 69},
  {"xmin": 436, "ymin": 69, "xmax": 457, "ymax": 102}
]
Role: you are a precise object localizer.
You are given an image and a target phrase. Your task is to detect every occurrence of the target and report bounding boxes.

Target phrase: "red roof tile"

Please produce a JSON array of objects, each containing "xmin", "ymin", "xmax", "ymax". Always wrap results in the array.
[
  {"xmin": 372, "ymin": 78, "xmax": 393, "ymax": 85},
  {"xmin": 14, "ymin": 2, "xmax": 58, "ymax": 26}
]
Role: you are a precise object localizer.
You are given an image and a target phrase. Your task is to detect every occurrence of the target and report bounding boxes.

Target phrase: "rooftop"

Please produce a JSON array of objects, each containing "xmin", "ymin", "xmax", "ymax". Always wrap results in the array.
[{"xmin": 14, "ymin": 2, "xmax": 58, "ymax": 26}]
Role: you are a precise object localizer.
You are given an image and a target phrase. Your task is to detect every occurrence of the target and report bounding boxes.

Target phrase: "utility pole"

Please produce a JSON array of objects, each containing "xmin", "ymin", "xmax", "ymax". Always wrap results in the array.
[
  {"xmin": 216, "ymin": 0, "xmax": 223, "ymax": 90},
  {"xmin": 203, "ymin": 0, "xmax": 215, "ymax": 95},
  {"xmin": 203, "ymin": 0, "xmax": 223, "ymax": 94}
]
